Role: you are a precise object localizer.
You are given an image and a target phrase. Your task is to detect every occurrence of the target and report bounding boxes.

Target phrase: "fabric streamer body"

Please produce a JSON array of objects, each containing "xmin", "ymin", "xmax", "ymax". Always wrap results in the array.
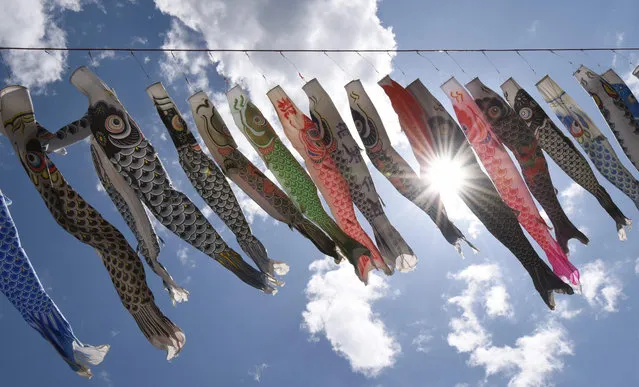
[
  {"xmin": 602, "ymin": 69, "xmax": 639, "ymax": 122},
  {"xmin": 466, "ymin": 78, "xmax": 588, "ymax": 253},
  {"xmin": 501, "ymin": 78, "xmax": 630, "ymax": 239},
  {"xmin": 0, "ymin": 85, "xmax": 185, "ymax": 359},
  {"xmin": 67, "ymin": 67, "xmax": 277, "ymax": 294},
  {"xmin": 146, "ymin": 83, "xmax": 287, "ymax": 280},
  {"xmin": 187, "ymin": 91, "xmax": 338, "ymax": 260},
  {"xmin": 442, "ymin": 78, "xmax": 580, "ymax": 286},
  {"xmin": 266, "ymin": 86, "xmax": 390, "ymax": 281},
  {"xmin": 536, "ymin": 76, "xmax": 639, "ymax": 210},
  {"xmin": 303, "ymin": 78, "xmax": 416, "ymax": 272},
  {"xmin": 406, "ymin": 80, "xmax": 573, "ymax": 308},
  {"xmin": 377, "ymin": 76, "xmax": 476, "ymax": 254},
  {"xmin": 90, "ymin": 140, "xmax": 189, "ymax": 305},
  {"xmin": 226, "ymin": 87, "xmax": 369, "ymax": 279},
  {"xmin": 575, "ymin": 65, "xmax": 639, "ymax": 171},
  {"xmin": 345, "ymin": 80, "xmax": 469, "ymax": 250},
  {"xmin": 0, "ymin": 190, "xmax": 109, "ymax": 377}
]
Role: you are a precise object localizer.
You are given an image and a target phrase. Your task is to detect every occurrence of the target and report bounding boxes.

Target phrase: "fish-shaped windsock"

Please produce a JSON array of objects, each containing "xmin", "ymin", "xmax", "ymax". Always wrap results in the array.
[
  {"xmin": 0, "ymin": 85, "xmax": 185, "ymax": 359},
  {"xmin": 90, "ymin": 139, "xmax": 189, "ymax": 305},
  {"xmin": 601, "ymin": 69, "xmax": 639, "ymax": 123},
  {"xmin": 187, "ymin": 91, "xmax": 339, "ymax": 260},
  {"xmin": 575, "ymin": 65, "xmax": 639, "ymax": 171},
  {"xmin": 0, "ymin": 190, "xmax": 110, "ymax": 377},
  {"xmin": 226, "ymin": 87, "xmax": 370, "ymax": 280},
  {"xmin": 345, "ymin": 80, "xmax": 470, "ymax": 251},
  {"xmin": 466, "ymin": 78, "xmax": 588, "ymax": 253},
  {"xmin": 501, "ymin": 78, "xmax": 631, "ymax": 239},
  {"xmin": 406, "ymin": 80, "xmax": 573, "ymax": 309},
  {"xmin": 67, "ymin": 66, "xmax": 278, "ymax": 294},
  {"xmin": 537, "ymin": 76, "xmax": 639, "ymax": 210},
  {"xmin": 146, "ymin": 83, "xmax": 288, "ymax": 279},
  {"xmin": 267, "ymin": 86, "xmax": 392, "ymax": 280},
  {"xmin": 377, "ymin": 76, "xmax": 476, "ymax": 254},
  {"xmin": 442, "ymin": 78, "xmax": 580, "ymax": 286},
  {"xmin": 303, "ymin": 78, "xmax": 416, "ymax": 272}
]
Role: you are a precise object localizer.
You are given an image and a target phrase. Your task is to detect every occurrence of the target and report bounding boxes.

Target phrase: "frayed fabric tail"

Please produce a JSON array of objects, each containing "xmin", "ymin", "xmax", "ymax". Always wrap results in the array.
[
  {"xmin": 72, "ymin": 342, "xmax": 110, "ymax": 379},
  {"xmin": 131, "ymin": 302, "xmax": 186, "ymax": 361},
  {"xmin": 527, "ymin": 264, "xmax": 575, "ymax": 310},
  {"xmin": 553, "ymin": 215, "xmax": 589, "ymax": 254},
  {"xmin": 238, "ymin": 235, "xmax": 290, "ymax": 277},
  {"xmin": 371, "ymin": 216, "xmax": 417, "ymax": 273}
]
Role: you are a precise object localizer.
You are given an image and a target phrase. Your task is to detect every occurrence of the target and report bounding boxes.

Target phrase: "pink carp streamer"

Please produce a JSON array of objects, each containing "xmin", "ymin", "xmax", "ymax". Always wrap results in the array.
[
  {"xmin": 267, "ymin": 86, "xmax": 391, "ymax": 282},
  {"xmin": 441, "ymin": 77, "xmax": 580, "ymax": 286}
]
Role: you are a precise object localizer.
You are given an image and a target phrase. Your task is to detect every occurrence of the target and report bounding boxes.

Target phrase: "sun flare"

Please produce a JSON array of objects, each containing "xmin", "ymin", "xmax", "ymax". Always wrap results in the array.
[{"xmin": 427, "ymin": 157, "xmax": 467, "ymax": 196}]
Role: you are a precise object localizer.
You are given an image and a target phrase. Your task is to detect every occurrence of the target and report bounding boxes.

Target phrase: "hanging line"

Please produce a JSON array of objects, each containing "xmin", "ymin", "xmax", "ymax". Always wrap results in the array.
[
  {"xmin": 611, "ymin": 49, "xmax": 635, "ymax": 68},
  {"xmin": 481, "ymin": 50, "xmax": 502, "ymax": 80},
  {"xmin": 580, "ymin": 49, "xmax": 604, "ymax": 71},
  {"xmin": 550, "ymin": 49, "xmax": 575, "ymax": 66},
  {"xmin": 130, "ymin": 50, "xmax": 151, "ymax": 80},
  {"xmin": 243, "ymin": 51, "xmax": 271, "ymax": 86},
  {"xmin": 515, "ymin": 50, "xmax": 537, "ymax": 75},
  {"xmin": 207, "ymin": 51, "xmax": 232, "ymax": 91},
  {"xmin": 445, "ymin": 50, "xmax": 466, "ymax": 74},
  {"xmin": 170, "ymin": 50, "xmax": 193, "ymax": 92},
  {"xmin": 416, "ymin": 51, "xmax": 440, "ymax": 72},
  {"xmin": 387, "ymin": 51, "xmax": 407, "ymax": 80},
  {"xmin": 323, "ymin": 51, "xmax": 349, "ymax": 77},
  {"xmin": 279, "ymin": 51, "xmax": 306, "ymax": 83},
  {"xmin": 356, "ymin": 51, "xmax": 379, "ymax": 75}
]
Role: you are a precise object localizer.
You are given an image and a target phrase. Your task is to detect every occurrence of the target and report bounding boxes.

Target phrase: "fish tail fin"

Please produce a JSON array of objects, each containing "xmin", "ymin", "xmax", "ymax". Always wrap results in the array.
[
  {"xmin": 293, "ymin": 218, "xmax": 340, "ymax": 259},
  {"xmin": 554, "ymin": 215, "xmax": 589, "ymax": 253},
  {"xmin": 371, "ymin": 215, "xmax": 417, "ymax": 273},
  {"xmin": 546, "ymin": 244, "xmax": 581, "ymax": 287},
  {"xmin": 238, "ymin": 235, "xmax": 290, "ymax": 277},
  {"xmin": 527, "ymin": 263, "xmax": 575, "ymax": 310},
  {"xmin": 164, "ymin": 280, "xmax": 190, "ymax": 307},
  {"xmin": 438, "ymin": 216, "xmax": 478, "ymax": 254},
  {"xmin": 593, "ymin": 184, "xmax": 632, "ymax": 240},
  {"xmin": 215, "ymin": 248, "xmax": 282, "ymax": 292},
  {"xmin": 336, "ymin": 236, "xmax": 374, "ymax": 284},
  {"xmin": 28, "ymin": 309, "xmax": 109, "ymax": 378},
  {"xmin": 131, "ymin": 302, "xmax": 186, "ymax": 361}
]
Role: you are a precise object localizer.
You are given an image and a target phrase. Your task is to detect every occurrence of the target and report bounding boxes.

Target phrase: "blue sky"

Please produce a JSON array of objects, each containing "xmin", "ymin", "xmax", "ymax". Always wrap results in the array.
[{"xmin": 1, "ymin": 0, "xmax": 639, "ymax": 386}]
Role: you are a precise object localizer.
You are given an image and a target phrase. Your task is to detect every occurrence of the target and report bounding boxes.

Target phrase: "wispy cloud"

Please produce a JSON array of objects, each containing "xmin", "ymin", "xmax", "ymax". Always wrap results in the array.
[
  {"xmin": 447, "ymin": 264, "xmax": 573, "ymax": 386},
  {"xmin": 248, "ymin": 363, "xmax": 268, "ymax": 383},
  {"xmin": 177, "ymin": 247, "xmax": 196, "ymax": 268},
  {"xmin": 302, "ymin": 257, "xmax": 400, "ymax": 377},
  {"xmin": 98, "ymin": 370, "xmax": 113, "ymax": 387},
  {"xmin": 131, "ymin": 36, "xmax": 148, "ymax": 45},
  {"xmin": 559, "ymin": 182, "xmax": 585, "ymax": 216},
  {"xmin": 580, "ymin": 259, "xmax": 625, "ymax": 313},
  {"xmin": 89, "ymin": 50, "xmax": 116, "ymax": 67},
  {"xmin": 527, "ymin": 20, "xmax": 539, "ymax": 36}
]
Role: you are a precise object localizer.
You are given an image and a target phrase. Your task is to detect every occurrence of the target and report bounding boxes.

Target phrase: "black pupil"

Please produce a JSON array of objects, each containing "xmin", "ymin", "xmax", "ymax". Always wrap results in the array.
[{"xmin": 113, "ymin": 118, "xmax": 120, "ymax": 125}]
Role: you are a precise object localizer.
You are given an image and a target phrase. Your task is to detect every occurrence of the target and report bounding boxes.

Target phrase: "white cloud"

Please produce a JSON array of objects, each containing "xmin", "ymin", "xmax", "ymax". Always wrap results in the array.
[
  {"xmin": 302, "ymin": 257, "xmax": 400, "ymax": 377},
  {"xmin": 635, "ymin": 258, "xmax": 639, "ymax": 274},
  {"xmin": 447, "ymin": 264, "xmax": 574, "ymax": 387},
  {"xmin": 580, "ymin": 259, "xmax": 624, "ymax": 313},
  {"xmin": 527, "ymin": 20, "xmax": 539, "ymax": 35},
  {"xmin": 98, "ymin": 370, "xmax": 113, "ymax": 387},
  {"xmin": 248, "ymin": 363, "xmax": 268, "ymax": 383},
  {"xmin": 0, "ymin": 0, "xmax": 103, "ymax": 90},
  {"xmin": 411, "ymin": 331, "xmax": 433, "ymax": 353},
  {"xmin": 96, "ymin": 180, "xmax": 105, "ymax": 193},
  {"xmin": 131, "ymin": 36, "xmax": 148, "ymax": 45},
  {"xmin": 553, "ymin": 300, "xmax": 582, "ymax": 320},
  {"xmin": 144, "ymin": 56, "xmax": 151, "ymax": 64},
  {"xmin": 89, "ymin": 50, "xmax": 116, "ymax": 67},
  {"xmin": 177, "ymin": 247, "xmax": 196, "ymax": 268},
  {"xmin": 153, "ymin": 0, "xmax": 408, "ymax": 149},
  {"xmin": 558, "ymin": 182, "xmax": 584, "ymax": 216}
]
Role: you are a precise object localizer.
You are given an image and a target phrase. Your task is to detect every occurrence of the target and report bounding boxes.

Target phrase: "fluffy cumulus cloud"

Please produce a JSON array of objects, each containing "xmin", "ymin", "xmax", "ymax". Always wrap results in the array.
[
  {"xmin": 0, "ymin": 0, "xmax": 99, "ymax": 89},
  {"xmin": 447, "ymin": 264, "xmax": 574, "ymax": 387},
  {"xmin": 152, "ymin": 0, "xmax": 408, "ymax": 157},
  {"xmin": 558, "ymin": 182, "xmax": 585, "ymax": 217},
  {"xmin": 302, "ymin": 257, "xmax": 400, "ymax": 377},
  {"xmin": 580, "ymin": 259, "xmax": 624, "ymax": 313}
]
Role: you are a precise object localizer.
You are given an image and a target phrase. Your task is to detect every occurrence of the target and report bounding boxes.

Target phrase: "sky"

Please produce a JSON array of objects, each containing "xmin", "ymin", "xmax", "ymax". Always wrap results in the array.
[{"xmin": 1, "ymin": 0, "xmax": 639, "ymax": 386}]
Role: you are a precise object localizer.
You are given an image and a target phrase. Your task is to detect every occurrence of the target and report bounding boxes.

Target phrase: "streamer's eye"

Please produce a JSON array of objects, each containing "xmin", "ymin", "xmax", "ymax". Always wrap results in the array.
[
  {"xmin": 519, "ymin": 107, "xmax": 533, "ymax": 120},
  {"xmin": 252, "ymin": 116, "xmax": 265, "ymax": 126},
  {"xmin": 105, "ymin": 115, "xmax": 125, "ymax": 134},
  {"xmin": 172, "ymin": 115, "xmax": 185, "ymax": 131},
  {"xmin": 26, "ymin": 151, "xmax": 46, "ymax": 172},
  {"xmin": 488, "ymin": 105, "xmax": 501, "ymax": 119}
]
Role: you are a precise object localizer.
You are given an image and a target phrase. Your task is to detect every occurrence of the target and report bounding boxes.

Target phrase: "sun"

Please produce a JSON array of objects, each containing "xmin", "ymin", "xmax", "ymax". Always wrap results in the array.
[{"xmin": 426, "ymin": 156, "xmax": 467, "ymax": 196}]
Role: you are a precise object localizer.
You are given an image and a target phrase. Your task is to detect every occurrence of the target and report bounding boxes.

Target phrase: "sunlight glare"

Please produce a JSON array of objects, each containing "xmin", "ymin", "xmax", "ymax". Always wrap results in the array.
[{"xmin": 427, "ymin": 156, "xmax": 467, "ymax": 196}]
